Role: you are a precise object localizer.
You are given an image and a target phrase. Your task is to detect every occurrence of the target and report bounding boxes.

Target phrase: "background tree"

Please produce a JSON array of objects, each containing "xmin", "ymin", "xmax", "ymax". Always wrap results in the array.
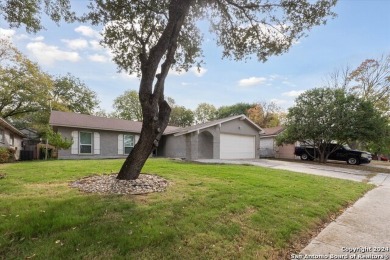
[
  {"xmin": 324, "ymin": 55, "xmax": 390, "ymax": 154},
  {"xmin": 85, "ymin": 0, "xmax": 337, "ymax": 180},
  {"xmin": 0, "ymin": 38, "xmax": 52, "ymax": 119},
  {"xmin": 247, "ymin": 101, "xmax": 281, "ymax": 128},
  {"xmin": 0, "ymin": 0, "xmax": 75, "ymax": 32},
  {"xmin": 169, "ymin": 106, "xmax": 194, "ymax": 127},
  {"xmin": 347, "ymin": 54, "xmax": 390, "ymax": 114},
  {"xmin": 216, "ymin": 103, "xmax": 253, "ymax": 119},
  {"xmin": 113, "ymin": 90, "xmax": 143, "ymax": 121},
  {"xmin": 278, "ymin": 88, "xmax": 387, "ymax": 163},
  {"xmin": 51, "ymin": 74, "xmax": 99, "ymax": 115},
  {"xmin": 194, "ymin": 103, "xmax": 216, "ymax": 124}
]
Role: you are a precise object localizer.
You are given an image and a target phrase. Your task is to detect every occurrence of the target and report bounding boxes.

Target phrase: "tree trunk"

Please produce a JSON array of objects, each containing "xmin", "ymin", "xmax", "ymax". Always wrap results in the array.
[
  {"xmin": 116, "ymin": 0, "xmax": 193, "ymax": 180},
  {"xmin": 117, "ymin": 101, "xmax": 171, "ymax": 180}
]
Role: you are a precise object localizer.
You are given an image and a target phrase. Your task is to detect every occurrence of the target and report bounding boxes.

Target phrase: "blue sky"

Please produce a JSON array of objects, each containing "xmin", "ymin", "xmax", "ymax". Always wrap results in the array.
[{"xmin": 1, "ymin": 0, "xmax": 389, "ymax": 113}]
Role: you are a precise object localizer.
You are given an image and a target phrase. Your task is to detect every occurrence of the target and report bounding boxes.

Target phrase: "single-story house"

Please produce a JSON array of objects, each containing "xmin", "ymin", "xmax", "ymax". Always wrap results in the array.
[
  {"xmin": 49, "ymin": 111, "xmax": 264, "ymax": 160},
  {"xmin": 159, "ymin": 114, "xmax": 263, "ymax": 160},
  {"xmin": 259, "ymin": 126, "xmax": 297, "ymax": 159},
  {"xmin": 0, "ymin": 117, "xmax": 26, "ymax": 160}
]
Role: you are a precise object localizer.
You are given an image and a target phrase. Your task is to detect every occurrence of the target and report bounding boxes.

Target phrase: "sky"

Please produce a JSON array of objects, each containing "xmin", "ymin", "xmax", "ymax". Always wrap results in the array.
[{"xmin": 1, "ymin": 0, "xmax": 389, "ymax": 113}]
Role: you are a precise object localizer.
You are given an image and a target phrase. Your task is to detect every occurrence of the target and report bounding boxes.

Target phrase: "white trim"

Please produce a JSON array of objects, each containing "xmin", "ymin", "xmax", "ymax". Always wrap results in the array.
[
  {"xmin": 118, "ymin": 134, "xmax": 124, "ymax": 155},
  {"xmin": 93, "ymin": 132, "xmax": 100, "ymax": 154},
  {"xmin": 71, "ymin": 131, "xmax": 78, "ymax": 154}
]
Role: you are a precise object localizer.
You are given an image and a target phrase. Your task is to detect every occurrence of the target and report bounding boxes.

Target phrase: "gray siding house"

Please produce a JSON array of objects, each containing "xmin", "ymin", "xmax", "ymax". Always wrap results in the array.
[
  {"xmin": 0, "ymin": 117, "xmax": 26, "ymax": 160},
  {"xmin": 49, "ymin": 111, "xmax": 263, "ymax": 160},
  {"xmin": 159, "ymin": 115, "xmax": 264, "ymax": 160},
  {"xmin": 49, "ymin": 111, "xmax": 180, "ymax": 159}
]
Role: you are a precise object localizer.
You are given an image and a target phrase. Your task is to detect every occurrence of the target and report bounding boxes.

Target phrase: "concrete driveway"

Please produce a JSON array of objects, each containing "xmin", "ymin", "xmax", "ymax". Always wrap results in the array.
[{"xmin": 196, "ymin": 159, "xmax": 390, "ymax": 259}]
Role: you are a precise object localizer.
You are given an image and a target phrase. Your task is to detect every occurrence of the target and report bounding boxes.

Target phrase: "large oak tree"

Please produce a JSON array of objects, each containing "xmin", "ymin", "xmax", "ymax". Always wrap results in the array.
[
  {"xmin": 84, "ymin": 0, "xmax": 338, "ymax": 180},
  {"xmin": 1, "ymin": 0, "xmax": 338, "ymax": 179}
]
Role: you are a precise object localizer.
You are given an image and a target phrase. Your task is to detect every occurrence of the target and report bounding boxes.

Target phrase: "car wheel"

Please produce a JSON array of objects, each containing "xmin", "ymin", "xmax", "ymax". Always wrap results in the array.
[
  {"xmin": 347, "ymin": 157, "xmax": 359, "ymax": 165},
  {"xmin": 301, "ymin": 153, "xmax": 309, "ymax": 160}
]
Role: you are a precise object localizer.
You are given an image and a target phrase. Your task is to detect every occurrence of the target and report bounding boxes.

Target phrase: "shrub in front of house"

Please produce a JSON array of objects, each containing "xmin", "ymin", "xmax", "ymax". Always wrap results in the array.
[{"xmin": 0, "ymin": 147, "xmax": 16, "ymax": 163}]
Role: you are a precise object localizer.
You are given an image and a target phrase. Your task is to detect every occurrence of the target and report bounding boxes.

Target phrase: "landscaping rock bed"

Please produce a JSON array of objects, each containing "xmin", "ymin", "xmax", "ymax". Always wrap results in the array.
[{"xmin": 70, "ymin": 174, "xmax": 169, "ymax": 195}]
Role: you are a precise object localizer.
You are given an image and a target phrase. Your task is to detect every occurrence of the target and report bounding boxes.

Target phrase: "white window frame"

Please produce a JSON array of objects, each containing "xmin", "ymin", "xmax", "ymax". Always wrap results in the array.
[
  {"xmin": 123, "ymin": 134, "xmax": 135, "ymax": 155},
  {"xmin": 9, "ymin": 133, "xmax": 14, "ymax": 146},
  {"xmin": 0, "ymin": 128, "xmax": 4, "ymax": 143},
  {"xmin": 79, "ymin": 131, "xmax": 92, "ymax": 154}
]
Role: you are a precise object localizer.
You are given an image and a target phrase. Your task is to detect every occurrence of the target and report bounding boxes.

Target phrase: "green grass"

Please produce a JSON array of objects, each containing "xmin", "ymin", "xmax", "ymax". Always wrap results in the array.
[{"xmin": 0, "ymin": 159, "xmax": 373, "ymax": 259}]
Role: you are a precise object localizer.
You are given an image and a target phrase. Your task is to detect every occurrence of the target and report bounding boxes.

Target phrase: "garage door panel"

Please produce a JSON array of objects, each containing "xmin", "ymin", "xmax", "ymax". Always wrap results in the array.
[{"xmin": 220, "ymin": 134, "xmax": 255, "ymax": 159}]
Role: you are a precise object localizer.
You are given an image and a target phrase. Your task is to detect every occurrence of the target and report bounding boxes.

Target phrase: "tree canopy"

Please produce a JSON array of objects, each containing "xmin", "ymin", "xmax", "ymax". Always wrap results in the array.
[
  {"xmin": 169, "ymin": 105, "xmax": 194, "ymax": 127},
  {"xmin": 0, "ymin": 39, "xmax": 99, "ymax": 134},
  {"xmin": 52, "ymin": 74, "xmax": 99, "ymax": 115},
  {"xmin": 0, "ymin": 0, "xmax": 75, "ymax": 32},
  {"xmin": 348, "ymin": 54, "xmax": 390, "ymax": 115},
  {"xmin": 194, "ymin": 103, "xmax": 216, "ymax": 124},
  {"xmin": 0, "ymin": 38, "xmax": 52, "ymax": 119},
  {"xmin": 278, "ymin": 88, "xmax": 388, "ymax": 162},
  {"xmin": 113, "ymin": 90, "xmax": 143, "ymax": 121}
]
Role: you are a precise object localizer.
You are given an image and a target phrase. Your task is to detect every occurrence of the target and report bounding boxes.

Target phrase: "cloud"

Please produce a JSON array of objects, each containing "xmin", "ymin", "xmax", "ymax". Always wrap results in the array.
[
  {"xmin": 75, "ymin": 26, "xmax": 101, "ymax": 38},
  {"xmin": 88, "ymin": 54, "xmax": 108, "ymax": 63},
  {"xmin": 26, "ymin": 42, "xmax": 80, "ymax": 65},
  {"xmin": 32, "ymin": 36, "xmax": 44, "ymax": 42},
  {"xmin": 270, "ymin": 98, "xmax": 288, "ymax": 105},
  {"xmin": 282, "ymin": 90, "xmax": 305, "ymax": 97},
  {"xmin": 190, "ymin": 67, "xmax": 207, "ymax": 77},
  {"xmin": 238, "ymin": 77, "xmax": 267, "ymax": 87},
  {"xmin": 62, "ymin": 38, "xmax": 89, "ymax": 50},
  {"xmin": 0, "ymin": 28, "xmax": 15, "ymax": 39},
  {"xmin": 89, "ymin": 40, "xmax": 103, "ymax": 50}
]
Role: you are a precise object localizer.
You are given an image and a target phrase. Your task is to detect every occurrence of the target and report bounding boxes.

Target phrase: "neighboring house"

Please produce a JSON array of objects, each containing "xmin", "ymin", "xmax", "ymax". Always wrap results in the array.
[
  {"xmin": 259, "ymin": 126, "xmax": 297, "ymax": 159},
  {"xmin": 49, "ymin": 111, "xmax": 263, "ymax": 160},
  {"xmin": 19, "ymin": 128, "xmax": 41, "ymax": 160},
  {"xmin": 0, "ymin": 117, "xmax": 26, "ymax": 160},
  {"xmin": 159, "ymin": 115, "xmax": 264, "ymax": 160}
]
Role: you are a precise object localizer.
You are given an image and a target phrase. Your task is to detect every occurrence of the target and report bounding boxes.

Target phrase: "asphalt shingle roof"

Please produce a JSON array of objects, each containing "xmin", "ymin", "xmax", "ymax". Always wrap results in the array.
[
  {"xmin": 261, "ymin": 126, "xmax": 285, "ymax": 136},
  {"xmin": 49, "ymin": 111, "xmax": 180, "ymax": 134},
  {"xmin": 0, "ymin": 118, "xmax": 26, "ymax": 137}
]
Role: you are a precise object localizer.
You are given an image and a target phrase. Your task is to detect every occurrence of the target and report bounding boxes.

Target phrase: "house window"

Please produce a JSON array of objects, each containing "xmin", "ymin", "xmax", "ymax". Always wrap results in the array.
[
  {"xmin": 10, "ymin": 133, "xmax": 14, "ymax": 146},
  {"xmin": 124, "ymin": 134, "xmax": 135, "ymax": 154},
  {"xmin": 0, "ymin": 128, "xmax": 3, "ymax": 143},
  {"xmin": 79, "ymin": 132, "xmax": 92, "ymax": 154}
]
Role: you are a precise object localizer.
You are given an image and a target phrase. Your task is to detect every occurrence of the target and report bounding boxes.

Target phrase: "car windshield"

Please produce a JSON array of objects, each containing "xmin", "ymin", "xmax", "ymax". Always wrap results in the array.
[{"xmin": 343, "ymin": 144, "xmax": 351, "ymax": 150}]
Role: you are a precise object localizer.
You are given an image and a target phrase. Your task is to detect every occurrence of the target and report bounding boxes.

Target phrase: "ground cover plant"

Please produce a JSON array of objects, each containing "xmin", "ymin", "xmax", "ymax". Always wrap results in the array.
[{"xmin": 0, "ymin": 159, "xmax": 372, "ymax": 259}]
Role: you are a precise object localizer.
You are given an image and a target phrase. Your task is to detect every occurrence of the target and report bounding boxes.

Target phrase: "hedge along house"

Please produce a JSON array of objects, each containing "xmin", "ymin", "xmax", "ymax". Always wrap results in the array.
[
  {"xmin": 49, "ymin": 111, "xmax": 180, "ymax": 159},
  {"xmin": 50, "ymin": 111, "xmax": 264, "ymax": 160},
  {"xmin": 0, "ymin": 117, "xmax": 26, "ymax": 160},
  {"xmin": 159, "ymin": 115, "xmax": 264, "ymax": 160}
]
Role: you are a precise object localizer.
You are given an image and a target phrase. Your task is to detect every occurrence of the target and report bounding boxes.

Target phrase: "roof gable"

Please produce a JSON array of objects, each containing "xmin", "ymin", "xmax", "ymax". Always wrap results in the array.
[{"xmin": 171, "ymin": 114, "xmax": 263, "ymax": 136}]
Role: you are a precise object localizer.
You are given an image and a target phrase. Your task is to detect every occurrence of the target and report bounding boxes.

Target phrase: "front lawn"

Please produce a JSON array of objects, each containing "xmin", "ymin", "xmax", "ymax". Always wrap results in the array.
[{"xmin": 0, "ymin": 159, "xmax": 372, "ymax": 259}]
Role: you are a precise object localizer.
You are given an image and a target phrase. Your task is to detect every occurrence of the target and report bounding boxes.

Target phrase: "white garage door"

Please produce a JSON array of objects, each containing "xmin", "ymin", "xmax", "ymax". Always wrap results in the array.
[{"xmin": 220, "ymin": 134, "xmax": 255, "ymax": 159}]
